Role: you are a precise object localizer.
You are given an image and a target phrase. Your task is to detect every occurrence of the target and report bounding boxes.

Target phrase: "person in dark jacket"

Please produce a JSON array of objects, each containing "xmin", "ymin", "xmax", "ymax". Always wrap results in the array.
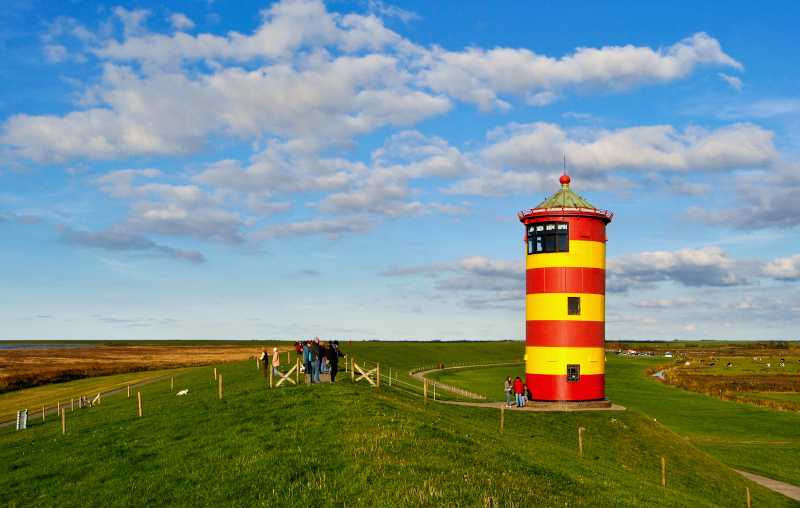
[{"xmin": 329, "ymin": 340, "xmax": 344, "ymax": 383}]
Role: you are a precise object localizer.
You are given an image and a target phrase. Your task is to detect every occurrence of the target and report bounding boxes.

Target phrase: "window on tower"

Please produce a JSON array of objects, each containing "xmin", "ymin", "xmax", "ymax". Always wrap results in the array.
[
  {"xmin": 527, "ymin": 222, "xmax": 569, "ymax": 255},
  {"xmin": 568, "ymin": 296, "xmax": 581, "ymax": 315}
]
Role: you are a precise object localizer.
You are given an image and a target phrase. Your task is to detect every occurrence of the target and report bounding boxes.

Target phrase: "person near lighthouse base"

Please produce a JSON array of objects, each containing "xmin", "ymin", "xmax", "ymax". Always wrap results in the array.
[
  {"xmin": 503, "ymin": 377, "xmax": 513, "ymax": 406},
  {"xmin": 513, "ymin": 376, "xmax": 525, "ymax": 407}
]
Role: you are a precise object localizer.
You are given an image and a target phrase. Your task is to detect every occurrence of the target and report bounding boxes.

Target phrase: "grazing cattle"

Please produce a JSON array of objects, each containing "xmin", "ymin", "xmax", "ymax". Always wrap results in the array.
[{"xmin": 176, "ymin": 389, "xmax": 189, "ymax": 396}]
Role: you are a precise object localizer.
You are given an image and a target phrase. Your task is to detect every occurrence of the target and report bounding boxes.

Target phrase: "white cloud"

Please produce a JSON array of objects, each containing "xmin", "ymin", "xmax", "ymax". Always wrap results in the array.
[
  {"xmin": 2, "ymin": 56, "xmax": 450, "ymax": 162},
  {"xmin": 608, "ymin": 246, "xmax": 752, "ymax": 291},
  {"xmin": 443, "ymin": 121, "xmax": 774, "ymax": 197},
  {"xmin": 421, "ymin": 32, "xmax": 742, "ymax": 110},
  {"xmin": 763, "ymin": 254, "xmax": 800, "ymax": 281},
  {"xmin": 169, "ymin": 13, "xmax": 195, "ymax": 32},
  {"xmin": 483, "ymin": 122, "xmax": 774, "ymax": 173},
  {"xmin": 94, "ymin": 168, "xmax": 245, "ymax": 243},
  {"xmin": 687, "ymin": 162, "xmax": 800, "ymax": 228},
  {"xmin": 718, "ymin": 72, "xmax": 743, "ymax": 91},
  {"xmin": 98, "ymin": 0, "xmax": 406, "ymax": 65}
]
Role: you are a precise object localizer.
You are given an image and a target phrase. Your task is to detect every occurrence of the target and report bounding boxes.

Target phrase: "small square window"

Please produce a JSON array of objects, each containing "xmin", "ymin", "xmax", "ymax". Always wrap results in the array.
[
  {"xmin": 568, "ymin": 296, "xmax": 581, "ymax": 315},
  {"xmin": 567, "ymin": 364, "xmax": 580, "ymax": 382}
]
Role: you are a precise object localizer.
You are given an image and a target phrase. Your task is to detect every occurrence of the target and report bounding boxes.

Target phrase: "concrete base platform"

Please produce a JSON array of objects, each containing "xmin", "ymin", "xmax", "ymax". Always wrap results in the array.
[
  {"xmin": 440, "ymin": 400, "xmax": 626, "ymax": 412},
  {"xmin": 527, "ymin": 399, "xmax": 613, "ymax": 409}
]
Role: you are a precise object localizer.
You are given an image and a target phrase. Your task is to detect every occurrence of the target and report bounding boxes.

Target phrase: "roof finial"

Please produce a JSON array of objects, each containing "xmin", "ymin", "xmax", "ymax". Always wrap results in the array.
[{"xmin": 559, "ymin": 154, "xmax": 570, "ymax": 187}]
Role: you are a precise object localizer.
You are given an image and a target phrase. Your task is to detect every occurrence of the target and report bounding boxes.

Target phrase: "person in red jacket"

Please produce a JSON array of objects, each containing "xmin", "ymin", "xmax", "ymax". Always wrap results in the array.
[{"xmin": 513, "ymin": 376, "xmax": 524, "ymax": 407}]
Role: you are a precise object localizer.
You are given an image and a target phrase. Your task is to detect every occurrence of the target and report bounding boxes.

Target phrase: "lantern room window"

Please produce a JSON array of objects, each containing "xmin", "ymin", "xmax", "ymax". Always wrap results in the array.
[{"xmin": 527, "ymin": 222, "xmax": 569, "ymax": 254}]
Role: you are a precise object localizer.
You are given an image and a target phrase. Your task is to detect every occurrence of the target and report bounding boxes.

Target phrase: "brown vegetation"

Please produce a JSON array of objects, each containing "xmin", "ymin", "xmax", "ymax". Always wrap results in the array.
[{"xmin": 0, "ymin": 343, "xmax": 283, "ymax": 394}]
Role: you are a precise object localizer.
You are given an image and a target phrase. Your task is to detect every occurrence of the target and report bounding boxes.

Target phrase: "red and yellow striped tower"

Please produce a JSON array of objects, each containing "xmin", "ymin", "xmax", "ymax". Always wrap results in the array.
[{"xmin": 518, "ymin": 174, "xmax": 613, "ymax": 401}]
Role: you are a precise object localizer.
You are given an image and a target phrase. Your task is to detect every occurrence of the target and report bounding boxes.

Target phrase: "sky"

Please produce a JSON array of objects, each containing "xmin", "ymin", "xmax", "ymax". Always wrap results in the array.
[{"xmin": 1, "ymin": 0, "xmax": 799, "ymax": 341}]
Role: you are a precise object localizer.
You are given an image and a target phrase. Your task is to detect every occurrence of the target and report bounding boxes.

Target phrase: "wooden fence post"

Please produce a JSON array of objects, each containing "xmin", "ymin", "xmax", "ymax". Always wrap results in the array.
[
  {"xmin": 98, "ymin": 393, "xmax": 101, "ymax": 405},
  {"xmin": 218, "ymin": 374, "xmax": 224, "ymax": 400},
  {"xmin": 256, "ymin": 357, "xmax": 260, "ymax": 370},
  {"xmin": 57, "ymin": 401, "xmax": 61, "ymax": 416},
  {"xmin": 661, "ymin": 456, "xmax": 666, "ymax": 487},
  {"xmin": 287, "ymin": 351, "xmax": 291, "ymax": 364},
  {"xmin": 424, "ymin": 380, "xmax": 428, "ymax": 404},
  {"xmin": 746, "ymin": 487, "xmax": 751, "ymax": 508},
  {"xmin": 170, "ymin": 376, "xmax": 174, "ymax": 391},
  {"xmin": 269, "ymin": 364, "xmax": 274, "ymax": 388},
  {"xmin": 213, "ymin": 367, "xmax": 217, "ymax": 381},
  {"xmin": 61, "ymin": 409, "xmax": 66, "ymax": 435},
  {"xmin": 351, "ymin": 359, "xmax": 355, "ymax": 382},
  {"xmin": 71, "ymin": 398, "xmax": 74, "ymax": 412},
  {"xmin": 376, "ymin": 364, "xmax": 381, "ymax": 388},
  {"xmin": 42, "ymin": 404, "xmax": 45, "ymax": 422},
  {"xmin": 127, "ymin": 385, "xmax": 131, "ymax": 398},
  {"xmin": 500, "ymin": 405, "xmax": 505, "ymax": 435},
  {"xmin": 137, "ymin": 391, "xmax": 142, "ymax": 417},
  {"xmin": 578, "ymin": 427, "xmax": 586, "ymax": 458},
  {"xmin": 296, "ymin": 358, "xmax": 300, "ymax": 385}
]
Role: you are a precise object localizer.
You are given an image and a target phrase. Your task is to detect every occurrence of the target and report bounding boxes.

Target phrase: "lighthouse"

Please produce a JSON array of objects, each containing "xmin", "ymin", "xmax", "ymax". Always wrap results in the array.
[{"xmin": 518, "ymin": 174, "xmax": 613, "ymax": 402}]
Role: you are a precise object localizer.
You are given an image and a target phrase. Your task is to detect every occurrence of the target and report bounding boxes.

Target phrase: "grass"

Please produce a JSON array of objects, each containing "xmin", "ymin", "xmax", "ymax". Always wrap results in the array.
[
  {"xmin": 0, "ymin": 366, "xmax": 197, "ymax": 423},
  {"xmin": 0, "ymin": 355, "xmax": 792, "ymax": 507},
  {"xmin": 429, "ymin": 355, "xmax": 800, "ymax": 487}
]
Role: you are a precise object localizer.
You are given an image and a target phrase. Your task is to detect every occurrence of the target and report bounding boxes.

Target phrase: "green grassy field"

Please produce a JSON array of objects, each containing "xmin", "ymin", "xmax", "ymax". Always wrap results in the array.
[
  {"xmin": 1, "ymin": 352, "xmax": 793, "ymax": 507},
  {"xmin": 0, "ymin": 366, "xmax": 197, "ymax": 423},
  {"xmin": 427, "ymin": 355, "xmax": 800, "ymax": 487}
]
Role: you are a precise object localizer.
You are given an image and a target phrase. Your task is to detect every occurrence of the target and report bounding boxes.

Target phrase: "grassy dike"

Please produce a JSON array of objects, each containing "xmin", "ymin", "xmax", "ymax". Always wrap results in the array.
[
  {"xmin": 426, "ymin": 355, "xmax": 800, "ymax": 489},
  {"xmin": 0, "ymin": 353, "xmax": 792, "ymax": 507}
]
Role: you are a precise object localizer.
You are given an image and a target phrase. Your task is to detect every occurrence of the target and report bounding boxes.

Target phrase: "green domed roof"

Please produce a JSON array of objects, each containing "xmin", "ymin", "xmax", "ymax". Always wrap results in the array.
[{"xmin": 535, "ymin": 175, "xmax": 597, "ymax": 209}]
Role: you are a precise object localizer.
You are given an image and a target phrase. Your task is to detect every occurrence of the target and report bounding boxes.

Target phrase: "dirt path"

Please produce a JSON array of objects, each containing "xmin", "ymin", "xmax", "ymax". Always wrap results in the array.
[
  {"xmin": 411, "ymin": 363, "xmax": 625, "ymax": 411},
  {"xmin": 410, "ymin": 362, "xmax": 521, "ymax": 400},
  {"xmin": 735, "ymin": 470, "xmax": 800, "ymax": 501}
]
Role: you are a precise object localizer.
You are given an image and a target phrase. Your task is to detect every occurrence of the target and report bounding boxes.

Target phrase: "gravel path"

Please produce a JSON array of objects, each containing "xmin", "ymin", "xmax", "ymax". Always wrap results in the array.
[{"xmin": 735, "ymin": 470, "xmax": 800, "ymax": 501}]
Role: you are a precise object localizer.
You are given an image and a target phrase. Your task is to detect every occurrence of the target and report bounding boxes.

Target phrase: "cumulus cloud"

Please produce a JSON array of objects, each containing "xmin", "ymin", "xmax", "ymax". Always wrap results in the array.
[
  {"xmin": 444, "ymin": 122, "xmax": 774, "ymax": 197},
  {"xmin": 484, "ymin": 122, "xmax": 775, "ymax": 173},
  {"xmin": 94, "ymin": 168, "xmax": 245, "ymax": 243},
  {"xmin": 763, "ymin": 254, "xmax": 800, "ymax": 281},
  {"xmin": 59, "ymin": 225, "xmax": 205, "ymax": 263},
  {"xmin": 421, "ymin": 32, "xmax": 742, "ymax": 110},
  {"xmin": 608, "ymin": 246, "xmax": 751, "ymax": 292},
  {"xmin": 2, "ymin": 1, "xmax": 742, "ymax": 164},
  {"xmin": 687, "ymin": 162, "xmax": 800, "ymax": 228}
]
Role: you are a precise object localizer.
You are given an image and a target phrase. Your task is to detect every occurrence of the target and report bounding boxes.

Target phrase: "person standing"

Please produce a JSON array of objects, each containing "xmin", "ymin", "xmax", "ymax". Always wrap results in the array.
[
  {"xmin": 504, "ymin": 377, "xmax": 513, "ymax": 406},
  {"xmin": 303, "ymin": 341, "xmax": 313, "ymax": 382},
  {"xmin": 329, "ymin": 340, "xmax": 343, "ymax": 383},
  {"xmin": 513, "ymin": 376, "xmax": 524, "ymax": 407},
  {"xmin": 260, "ymin": 350, "xmax": 270, "ymax": 380},
  {"xmin": 311, "ymin": 338, "xmax": 321, "ymax": 384},
  {"xmin": 271, "ymin": 347, "xmax": 281, "ymax": 377}
]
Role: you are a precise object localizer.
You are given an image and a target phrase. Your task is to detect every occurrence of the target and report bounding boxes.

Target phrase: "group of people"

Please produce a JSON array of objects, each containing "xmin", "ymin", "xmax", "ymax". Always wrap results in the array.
[
  {"xmin": 260, "ymin": 338, "xmax": 345, "ymax": 384},
  {"xmin": 504, "ymin": 376, "xmax": 533, "ymax": 407}
]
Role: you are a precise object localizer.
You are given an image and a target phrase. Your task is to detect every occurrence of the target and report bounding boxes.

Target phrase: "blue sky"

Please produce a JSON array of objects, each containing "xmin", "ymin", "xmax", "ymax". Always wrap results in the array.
[{"xmin": 1, "ymin": 0, "xmax": 799, "ymax": 341}]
